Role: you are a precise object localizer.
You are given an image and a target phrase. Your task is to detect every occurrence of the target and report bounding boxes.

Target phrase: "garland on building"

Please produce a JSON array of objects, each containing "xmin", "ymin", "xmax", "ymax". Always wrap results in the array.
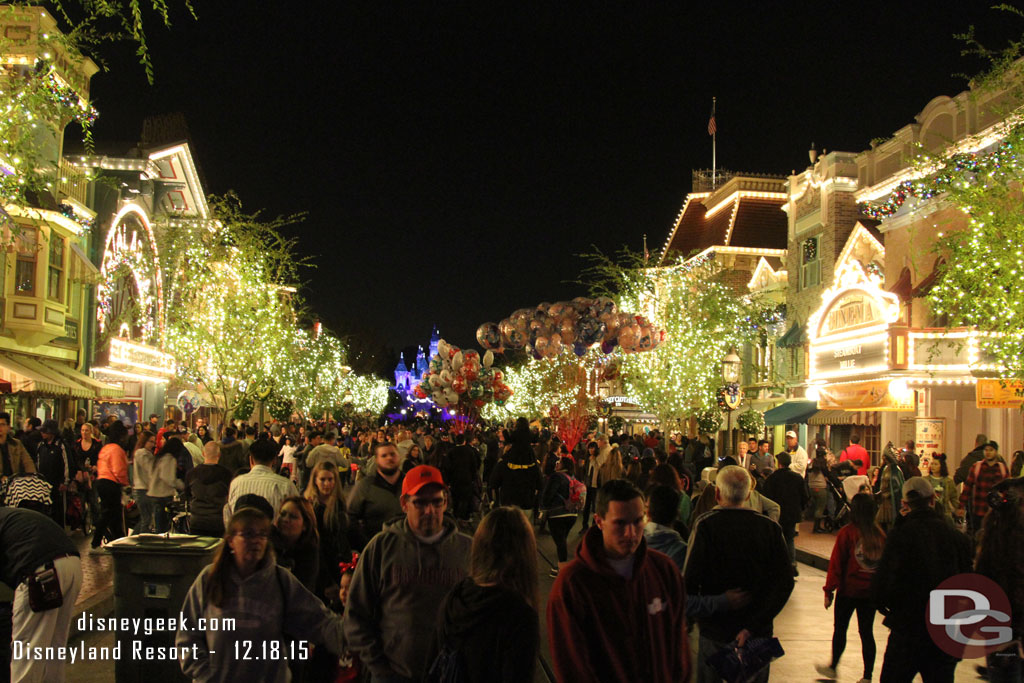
[
  {"xmin": 926, "ymin": 121, "xmax": 1024, "ymax": 379},
  {"xmin": 858, "ymin": 145, "xmax": 1008, "ymax": 220}
]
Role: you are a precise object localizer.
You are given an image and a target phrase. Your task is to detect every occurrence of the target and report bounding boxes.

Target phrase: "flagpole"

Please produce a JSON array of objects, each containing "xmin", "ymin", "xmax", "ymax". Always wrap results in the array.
[{"xmin": 712, "ymin": 96, "xmax": 717, "ymax": 188}]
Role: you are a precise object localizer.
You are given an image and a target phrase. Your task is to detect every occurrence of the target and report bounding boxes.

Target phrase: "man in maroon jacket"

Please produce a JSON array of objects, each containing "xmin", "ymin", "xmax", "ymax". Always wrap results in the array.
[{"xmin": 547, "ymin": 478, "xmax": 690, "ymax": 682}]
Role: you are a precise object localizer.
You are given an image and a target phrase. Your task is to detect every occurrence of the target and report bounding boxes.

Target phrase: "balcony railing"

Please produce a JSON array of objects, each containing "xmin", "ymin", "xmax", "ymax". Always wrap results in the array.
[{"xmin": 57, "ymin": 158, "xmax": 88, "ymax": 206}]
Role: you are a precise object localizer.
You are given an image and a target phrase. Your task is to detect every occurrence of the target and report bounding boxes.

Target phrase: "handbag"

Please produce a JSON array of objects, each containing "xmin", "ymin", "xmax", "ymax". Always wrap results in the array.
[
  {"xmin": 26, "ymin": 562, "xmax": 64, "ymax": 612},
  {"xmin": 707, "ymin": 636, "xmax": 785, "ymax": 683}
]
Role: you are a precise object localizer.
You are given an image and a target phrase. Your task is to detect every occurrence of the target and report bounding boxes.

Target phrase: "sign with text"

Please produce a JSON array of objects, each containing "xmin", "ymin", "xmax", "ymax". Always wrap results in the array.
[
  {"xmin": 915, "ymin": 417, "xmax": 945, "ymax": 457},
  {"xmin": 817, "ymin": 379, "xmax": 914, "ymax": 411},
  {"xmin": 813, "ymin": 337, "xmax": 888, "ymax": 378},
  {"xmin": 820, "ymin": 290, "xmax": 885, "ymax": 337},
  {"xmin": 975, "ymin": 379, "xmax": 1024, "ymax": 409}
]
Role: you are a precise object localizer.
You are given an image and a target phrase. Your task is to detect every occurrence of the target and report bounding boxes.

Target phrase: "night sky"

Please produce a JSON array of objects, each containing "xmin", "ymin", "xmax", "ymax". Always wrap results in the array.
[{"xmin": 83, "ymin": 1, "xmax": 1014, "ymax": 370}]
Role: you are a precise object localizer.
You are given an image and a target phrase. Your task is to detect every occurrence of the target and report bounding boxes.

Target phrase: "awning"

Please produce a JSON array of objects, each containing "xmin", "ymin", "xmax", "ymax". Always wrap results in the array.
[
  {"xmin": 12, "ymin": 355, "xmax": 93, "ymax": 399},
  {"xmin": 69, "ymin": 243, "xmax": 101, "ymax": 284},
  {"xmin": 0, "ymin": 353, "xmax": 124, "ymax": 399},
  {"xmin": 0, "ymin": 353, "xmax": 79, "ymax": 396},
  {"xmin": 777, "ymin": 321, "xmax": 807, "ymax": 348},
  {"xmin": 808, "ymin": 410, "xmax": 881, "ymax": 426},
  {"xmin": 764, "ymin": 399, "xmax": 818, "ymax": 425},
  {"xmin": 36, "ymin": 358, "xmax": 124, "ymax": 399}
]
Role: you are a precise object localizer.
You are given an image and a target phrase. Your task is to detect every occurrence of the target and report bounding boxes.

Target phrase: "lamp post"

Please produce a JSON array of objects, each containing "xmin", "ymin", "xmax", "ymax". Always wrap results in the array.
[{"xmin": 721, "ymin": 350, "xmax": 742, "ymax": 462}]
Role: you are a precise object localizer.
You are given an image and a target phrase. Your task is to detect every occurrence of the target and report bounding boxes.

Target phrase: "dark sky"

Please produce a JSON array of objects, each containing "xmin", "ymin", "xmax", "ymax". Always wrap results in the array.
[{"xmin": 84, "ymin": 1, "xmax": 1014, "ymax": 358}]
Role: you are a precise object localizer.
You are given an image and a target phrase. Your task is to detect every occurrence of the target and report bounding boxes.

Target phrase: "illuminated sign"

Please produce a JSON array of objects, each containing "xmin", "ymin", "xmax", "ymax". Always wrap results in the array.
[
  {"xmin": 105, "ymin": 337, "xmax": 175, "ymax": 379},
  {"xmin": 976, "ymin": 379, "xmax": 1024, "ymax": 409},
  {"xmin": 812, "ymin": 338, "xmax": 888, "ymax": 378},
  {"xmin": 817, "ymin": 379, "xmax": 914, "ymax": 411}
]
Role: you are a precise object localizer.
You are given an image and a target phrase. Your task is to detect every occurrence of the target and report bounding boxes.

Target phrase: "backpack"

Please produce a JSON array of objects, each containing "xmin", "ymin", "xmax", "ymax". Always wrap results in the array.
[{"xmin": 565, "ymin": 473, "xmax": 587, "ymax": 513}]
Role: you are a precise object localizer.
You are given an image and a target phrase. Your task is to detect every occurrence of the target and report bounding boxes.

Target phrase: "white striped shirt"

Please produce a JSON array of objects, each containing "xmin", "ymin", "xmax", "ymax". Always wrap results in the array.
[{"xmin": 224, "ymin": 465, "xmax": 299, "ymax": 526}]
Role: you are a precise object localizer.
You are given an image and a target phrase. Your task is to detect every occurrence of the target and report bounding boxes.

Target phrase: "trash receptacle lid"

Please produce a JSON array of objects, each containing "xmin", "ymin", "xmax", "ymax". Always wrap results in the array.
[{"xmin": 107, "ymin": 534, "xmax": 222, "ymax": 553}]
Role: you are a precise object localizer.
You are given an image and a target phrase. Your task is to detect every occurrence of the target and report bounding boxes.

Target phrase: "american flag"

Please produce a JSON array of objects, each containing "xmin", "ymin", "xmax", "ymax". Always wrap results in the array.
[{"xmin": 708, "ymin": 104, "xmax": 717, "ymax": 136}]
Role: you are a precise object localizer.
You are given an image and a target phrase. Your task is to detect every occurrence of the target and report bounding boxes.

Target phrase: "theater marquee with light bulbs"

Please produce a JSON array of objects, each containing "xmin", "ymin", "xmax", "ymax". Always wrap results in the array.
[{"xmin": 805, "ymin": 223, "xmax": 1018, "ymax": 458}]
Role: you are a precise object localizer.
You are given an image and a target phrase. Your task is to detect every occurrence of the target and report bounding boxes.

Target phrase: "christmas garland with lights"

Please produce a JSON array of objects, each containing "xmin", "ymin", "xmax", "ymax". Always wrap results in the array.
[{"xmin": 859, "ymin": 145, "xmax": 1011, "ymax": 220}]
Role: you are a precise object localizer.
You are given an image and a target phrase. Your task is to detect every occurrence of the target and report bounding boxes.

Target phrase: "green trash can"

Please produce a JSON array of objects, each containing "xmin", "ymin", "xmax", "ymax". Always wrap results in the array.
[{"xmin": 108, "ymin": 534, "xmax": 221, "ymax": 683}]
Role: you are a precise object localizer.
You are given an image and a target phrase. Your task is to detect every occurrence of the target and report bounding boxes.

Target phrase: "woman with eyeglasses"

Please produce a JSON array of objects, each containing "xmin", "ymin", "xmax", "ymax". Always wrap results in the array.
[{"xmin": 177, "ymin": 507, "xmax": 345, "ymax": 682}]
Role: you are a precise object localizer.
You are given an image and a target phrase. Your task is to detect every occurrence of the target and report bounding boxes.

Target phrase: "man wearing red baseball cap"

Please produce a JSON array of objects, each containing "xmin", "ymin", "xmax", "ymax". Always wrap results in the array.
[{"xmin": 343, "ymin": 465, "xmax": 472, "ymax": 681}]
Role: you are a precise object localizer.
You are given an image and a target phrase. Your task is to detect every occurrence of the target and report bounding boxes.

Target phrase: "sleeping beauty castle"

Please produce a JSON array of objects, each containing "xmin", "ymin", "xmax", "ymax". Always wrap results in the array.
[{"xmin": 393, "ymin": 326, "xmax": 440, "ymax": 394}]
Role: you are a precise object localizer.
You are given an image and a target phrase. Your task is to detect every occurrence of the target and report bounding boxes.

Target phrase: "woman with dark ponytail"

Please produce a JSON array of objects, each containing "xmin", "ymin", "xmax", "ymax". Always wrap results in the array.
[{"xmin": 819, "ymin": 493, "xmax": 886, "ymax": 682}]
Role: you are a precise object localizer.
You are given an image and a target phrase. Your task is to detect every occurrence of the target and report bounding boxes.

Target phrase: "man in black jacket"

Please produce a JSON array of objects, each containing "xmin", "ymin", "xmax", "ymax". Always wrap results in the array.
[
  {"xmin": 36, "ymin": 420, "xmax": 71, "ymax": 527},
  {"xmin": 761, "ymin": 451, "xmax": 809, "ymax": 576},
  {"xmin": 872, "ymin": 476, "xmax": 973, "ymax": 682},
  {"xmin": 684, "ymin": 465, "xmax": 794, "ymax": 683},
  {"xmin": 954, "ymin": 433, "xmax": 988, "ymax": 485}
]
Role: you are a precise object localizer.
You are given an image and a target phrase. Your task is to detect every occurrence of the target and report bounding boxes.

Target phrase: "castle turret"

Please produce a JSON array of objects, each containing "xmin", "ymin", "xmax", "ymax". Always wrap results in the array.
[
  {"xmin": 394, "ymin": 353, "xmax": 409, "ymax": 389},
  {"xmin": 429, "ymin": 325, "xmax": 440, "ymax": 358}
]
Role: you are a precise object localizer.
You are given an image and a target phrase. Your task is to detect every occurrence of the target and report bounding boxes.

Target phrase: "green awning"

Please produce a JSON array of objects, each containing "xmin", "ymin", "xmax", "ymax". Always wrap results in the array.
[
  {"xmin": 764, "ymin": 399, "xmax": 818, "ymax": 426},
  {"xmin": 777, "ymin": 321, "xmax": 807, "ymax": 348}
]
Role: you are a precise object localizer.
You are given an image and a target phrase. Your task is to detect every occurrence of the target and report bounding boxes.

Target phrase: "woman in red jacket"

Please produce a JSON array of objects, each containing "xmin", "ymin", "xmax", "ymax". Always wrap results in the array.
[{"xmin": 818, "ymin": 493, "xmax": 886, "ymax": 683}]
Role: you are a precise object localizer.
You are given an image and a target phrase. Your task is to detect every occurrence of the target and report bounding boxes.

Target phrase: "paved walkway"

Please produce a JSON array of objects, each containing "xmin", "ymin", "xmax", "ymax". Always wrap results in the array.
[{"xmin": 61, "ymin": 514, "xmax": 986, "ymax": 682}]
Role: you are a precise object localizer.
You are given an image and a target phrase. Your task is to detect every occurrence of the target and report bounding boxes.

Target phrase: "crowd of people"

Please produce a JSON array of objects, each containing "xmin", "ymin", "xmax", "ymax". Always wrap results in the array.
[{"xmin": 1, "ymin": 409, "xmax": 1023, "ymax": 682}]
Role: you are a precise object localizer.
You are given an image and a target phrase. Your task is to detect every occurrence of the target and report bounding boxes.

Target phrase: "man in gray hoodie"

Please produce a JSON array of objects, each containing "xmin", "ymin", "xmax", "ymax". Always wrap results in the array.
[{"xmin": 343, "ymin": 465, "xmax": 472, "ymax": 682}]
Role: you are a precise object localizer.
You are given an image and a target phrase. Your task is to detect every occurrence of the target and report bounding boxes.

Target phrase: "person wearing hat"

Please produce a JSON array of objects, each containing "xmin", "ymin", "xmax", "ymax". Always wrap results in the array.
[
  {"xmin": 871, "ymin": 476, "xmax": 972, "ymax": 682},
  {"xmin": 343, "ymin": 464, "xmax": 472, "ymax": 682},
  {"xmin": 36, "ymin": 419, "xmax": 72, "ymax": 527},
  {"xmin": 783, "ymin": 430, "xmax": 808, "ymax": 478}
]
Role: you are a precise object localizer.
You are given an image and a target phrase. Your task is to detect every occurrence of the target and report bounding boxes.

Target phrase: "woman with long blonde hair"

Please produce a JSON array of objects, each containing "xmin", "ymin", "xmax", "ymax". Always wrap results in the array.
[
  {"xmin": 598, "ymin": 445, "xmax": 625, "ymax": 486},
  {"xmin": 304, "ymin": 461, "xmax": 352, "ymax": 602},
  {"xmin": 427, "ymin": 506, "xmax": 540, "ymax": 682}
]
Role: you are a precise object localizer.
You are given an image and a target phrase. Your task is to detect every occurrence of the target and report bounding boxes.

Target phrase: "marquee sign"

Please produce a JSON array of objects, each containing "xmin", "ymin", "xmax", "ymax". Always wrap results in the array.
[
  {"xmin": 817, "ymin": 379, "xmax": 915, "ymax": 411},
  {"xmin": 808, "ymin": 260, "xmax": 901, "ymax": 382},
  {"xmin": 97, "ymin": 204, "xmax": 165, "ymax": 346}
]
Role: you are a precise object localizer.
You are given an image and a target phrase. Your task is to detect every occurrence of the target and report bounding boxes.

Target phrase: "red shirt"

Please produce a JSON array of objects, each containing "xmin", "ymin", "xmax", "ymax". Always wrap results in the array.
[
  {"xmin": 824, "ymin": 523, "xmax": 885, "ymax": 598},
  {"xmin": 840, "ymin": 444, "xmax": 870, "ymax": 476}
]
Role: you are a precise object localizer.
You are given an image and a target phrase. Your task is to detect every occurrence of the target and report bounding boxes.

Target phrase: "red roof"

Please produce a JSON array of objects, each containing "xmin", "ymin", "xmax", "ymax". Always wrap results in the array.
[
  {"xmin": 662, "ymin": 193, "xmax": 787, "ymax": 261},
  {"xmin": 729, "ymin": 198, "xmax": 788, "ymax": 249}
]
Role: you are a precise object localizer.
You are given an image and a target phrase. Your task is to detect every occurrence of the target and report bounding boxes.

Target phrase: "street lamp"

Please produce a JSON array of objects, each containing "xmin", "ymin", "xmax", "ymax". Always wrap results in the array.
[
  {"xmin": 722, "ymin": 351, "xmax": 741, "ymax": 384},
  {"xmin": 720, "ymin": 350, "xmax": 742, "ymax": 462}
]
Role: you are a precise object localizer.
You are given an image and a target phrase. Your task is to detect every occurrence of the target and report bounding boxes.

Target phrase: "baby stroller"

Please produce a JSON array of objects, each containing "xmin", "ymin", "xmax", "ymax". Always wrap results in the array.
[
  {"xmin": 821, "ymin": 472, "xmax": 851, "ymax": 532},
  {"xmin": 2, "ymin": 472, "xmax": 53, "ymax": 515}
]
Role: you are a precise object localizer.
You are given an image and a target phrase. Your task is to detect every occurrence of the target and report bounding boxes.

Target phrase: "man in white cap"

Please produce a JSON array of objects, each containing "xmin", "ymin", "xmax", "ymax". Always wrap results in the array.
[{"xmin": 783, "ymin": 430, "xmax": 808, "ymax": 478}]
